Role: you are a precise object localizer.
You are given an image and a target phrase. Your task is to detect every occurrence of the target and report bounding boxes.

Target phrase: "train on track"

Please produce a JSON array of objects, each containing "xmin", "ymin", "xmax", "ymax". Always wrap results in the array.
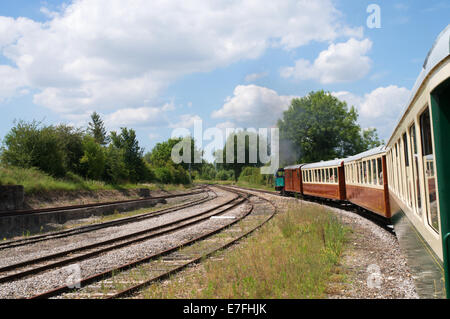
[{"xmin": 275, "ymin": 25, "xmax": 450, "ymax": 299}]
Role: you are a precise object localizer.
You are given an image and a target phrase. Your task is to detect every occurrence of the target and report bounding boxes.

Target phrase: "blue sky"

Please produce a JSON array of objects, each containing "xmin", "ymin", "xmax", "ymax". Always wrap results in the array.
[{"xmin": 0, "ymin": 0, "xmax": 449, "ymax": 162}]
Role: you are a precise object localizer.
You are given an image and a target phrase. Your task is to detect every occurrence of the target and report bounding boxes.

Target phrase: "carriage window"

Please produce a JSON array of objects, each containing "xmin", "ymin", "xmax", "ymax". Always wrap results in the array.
[
  {"xmin": 403, "ymin": 133, "xmax": 409, "ymax": 167},
  {"xmin": 357, "ymin": 162, "xmax": 361, "ymax": 184},
  {"xmin": 361, "ymin": 161, "xmax": 367, "ymax": 184},
  {"xmin": 403, "ymin": 132, "xmax": 412, "ymax": 207},
  {"xmin": 371, "ymin": 159, "xmax": 377, "ymax": 185},
  {"xmin": 410, "ymin": 124, "xmax": 422, "ymax": 214},
  {"xmin": 420, "ymin": 108, "xmax": 439, "ymax": 233},
  {"xmin": 377, "ymin": 158, "xmax": 383, "ymax": 185},
  {"xmin": 367, "ymin": 160, "xmax": 372, "ymax": 184}
]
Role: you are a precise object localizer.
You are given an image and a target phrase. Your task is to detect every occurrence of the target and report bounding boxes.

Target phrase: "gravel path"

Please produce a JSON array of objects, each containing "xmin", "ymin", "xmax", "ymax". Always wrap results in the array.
[{"xmin": 232, "ymin": 188, "xmax": 419, "ymax": 299}]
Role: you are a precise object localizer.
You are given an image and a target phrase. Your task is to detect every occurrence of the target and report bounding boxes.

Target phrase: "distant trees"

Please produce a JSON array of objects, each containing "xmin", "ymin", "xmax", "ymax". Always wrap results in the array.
[
  {"xmin": 1, "ymin": 121, "xmax": 82, "ymax": 177},
  {"xmin": 0, "ymin": 113, "xmax": 188, "ymax": 185},
  {"xmin": 277, "ymin": 90, "xmax": 383, "ymax": 163},
  {"xmin": 88, "ymin": 112, "xmax": 110, "ymax": 145},
  {"xmin": 110, "ymin": 127, "xmax": 149, "ymax": 183},
  {"xmin": 143, "ymin": 137, "xmax": 199, "ymax": 185},
  {"xmin": 216, "ymin": 130, "xmax": 267, "ymax": 181}
]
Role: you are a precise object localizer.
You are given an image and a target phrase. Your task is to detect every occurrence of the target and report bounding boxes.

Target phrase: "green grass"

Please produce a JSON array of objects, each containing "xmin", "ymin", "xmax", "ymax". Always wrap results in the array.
[
  {"xmin": 0, "ymin": 165, "xmax": 192, "ymax": 194},
  {"xmin": 142, "ymin": 203, "xmax": 349, "ymax": 299}
]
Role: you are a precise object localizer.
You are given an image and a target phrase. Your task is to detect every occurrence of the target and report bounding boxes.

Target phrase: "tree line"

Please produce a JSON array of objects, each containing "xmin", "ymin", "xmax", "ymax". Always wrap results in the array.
[
  {"xmin": 0, "ymin": 90, "xmax": 383, "ymax": 187},
  {"xmin": 0, "ymin": 112, "xmax": 192, "ymax": 185}
]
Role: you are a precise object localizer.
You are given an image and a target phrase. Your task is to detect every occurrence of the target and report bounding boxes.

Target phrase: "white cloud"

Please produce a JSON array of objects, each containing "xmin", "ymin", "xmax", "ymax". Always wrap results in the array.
[
  {"xmin": 105, "ymin": 106, "xmax": 169, "ymax": 128},
  {"xmin": 280, "ymin": 38, "xmax": 372, "ymax": 83},
  {"xmin": 0, "ymin": 0, "xmax": 361, "ymax": 115},
  {"xmin": 216, "ymin": 121, "xmax": 236, "ymax": 129},
  {"xmin": 169, "ymin": 114, "xmax": 203, "ymax": 129},
  {"xmin": 0, "ymin": 65, "xmax": 28, "ymax": 102},
  {"xmin": 212, "ymin": 85, "xmax": 295, "ymax": 128},
  {"xmin": 332, "ymin": 85, "xmax": 411, "ymax": 140},
  {"xmin": 245, "ymin": 72, "xmax": 268, "ymax": 82}
]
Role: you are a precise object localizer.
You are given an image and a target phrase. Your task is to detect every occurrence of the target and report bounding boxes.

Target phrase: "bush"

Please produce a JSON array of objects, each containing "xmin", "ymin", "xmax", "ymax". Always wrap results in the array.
[
  {"xmin": 238, "ymin": 166, "xmax": 273, "ymax": 186},
  {"xmin": 0, "ymin": 121, "xmax": 86, "ymax": 178},
  {"xmin": 80, "ymin": 136, "xmax": 106, "ymax": 180},
  {"xmin": 172, "ymin": 166, "xmax": 191, "ymax": 184},
  {"xmin": 154, "ymin": 167, "xmax": 174, "ymax": 184},
  {"xmin": 1, "ymin": 121, "xmax": 67, "ymax": 177},
  {"xmin": 103, "ymin": 145, "xmax": 129, "ymax": 184},
  {"xmin": 216, "ymin": 169, "xmax": 234, "ymax": 181}
]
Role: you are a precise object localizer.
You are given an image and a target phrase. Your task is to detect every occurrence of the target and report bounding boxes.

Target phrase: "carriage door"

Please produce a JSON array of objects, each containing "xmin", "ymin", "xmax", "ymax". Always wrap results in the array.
[
  {"xmin": 430, "ymin": 78, "xmax": 450, "ymax": 298},
  {"xmin": 410, "ymin": 124, "xmax": 422, "ymax": 216},
  {"xmin": 420, "ymin": 107, "xmax": 439, "ymax": 233}
]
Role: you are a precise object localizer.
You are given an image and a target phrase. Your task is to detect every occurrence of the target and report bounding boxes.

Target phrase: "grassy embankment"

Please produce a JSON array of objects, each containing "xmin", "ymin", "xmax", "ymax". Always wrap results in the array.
[
  {"xmin": 0, "ymin": 166, "xmax": 191, "ymax": 194},
  {"xmin": 142, "ymin": 202, "xmax": 350, "ymax": 298}
]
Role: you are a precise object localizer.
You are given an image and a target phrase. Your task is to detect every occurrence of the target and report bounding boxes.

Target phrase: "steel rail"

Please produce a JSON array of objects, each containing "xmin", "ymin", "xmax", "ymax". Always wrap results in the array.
[
  {"xmin": 227, "ymin": 184, "xmax": 393, "ymax": 231},
  {"xmin": 0, "ymin": 187, "xmax": 206, "ymax": 217}
]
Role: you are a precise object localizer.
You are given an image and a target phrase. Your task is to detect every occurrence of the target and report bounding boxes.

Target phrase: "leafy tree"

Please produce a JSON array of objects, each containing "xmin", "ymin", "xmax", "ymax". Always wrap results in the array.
[
  {"xmin": 216, "ymin": 130, "xmax": 267, "ymax": 181},
  {"xmin": 154, "ymin": 166, "xmax": 173, "ymax": 184},
  {"xmin": 80, "ymin": 136, "xmax": 106, "ymax": 180},
  {"xmin": 238, "ymin": 166, "xmax": 273, "ymax": 186},
  {"xmin": 103, "ymin": 145, "xmax": 129, "ymax": 184},
  {"xmin": 198, "ymin": 163, "xmax": 216, "ymax": 180},
  {"xmin": 145, "ymin": 137, "xmax": 202, "ymax": 172},
  {"xmin": 88, "ymin": 112, "xmax": 110, "ymax": 145},
  {"xmin": 110, "ymin": 127, "xmax": 147, "ymax": 182},
  {"xmin": 54, "ymin": 124, "xmax": 85, "ymax": 175},
  {"xmin": 361, "ymin": 128, "xmax": 384, "ymax": 150},
  {"xmin": 277, "ymin": 90, "xmax": 382, "ymax": 163},
  {"xmin": 216, "ymin": 169, "xmax": 234, "ymax": 181},
  {"xmin": 1, "ymin": 120, "xmax": 66, "ymax": 177}
]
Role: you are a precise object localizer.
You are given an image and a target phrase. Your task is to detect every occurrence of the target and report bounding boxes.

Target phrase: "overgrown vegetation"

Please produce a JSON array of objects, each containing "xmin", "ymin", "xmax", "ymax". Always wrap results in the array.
[
  {"xmin": 0, "ymin": 113, "xmax": 193, "ymax": 190},
  {"xmin": 142, "ymin": 203, "xmax": 349, "ymax": 298}
]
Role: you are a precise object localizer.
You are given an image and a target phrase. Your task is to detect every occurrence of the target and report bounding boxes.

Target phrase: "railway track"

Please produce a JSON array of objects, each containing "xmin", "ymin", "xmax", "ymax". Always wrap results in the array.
[
  {"xmin": 14, "ymin": 186, "xmax": 276, "ymax": 299},
  {"xmin": 0, "ymin": 188, "xmax": 240, "ymax": 284},
  {"xmin": 0, "ymin": 187, "xmax": 206, "ymax": 218},
  {"xmin": 0, "ymin": 186, "xmax": 212, "ymax": 250},
  {"xmin": 225, "ymin": 184, "xmax": 393, "ymax": 231}
]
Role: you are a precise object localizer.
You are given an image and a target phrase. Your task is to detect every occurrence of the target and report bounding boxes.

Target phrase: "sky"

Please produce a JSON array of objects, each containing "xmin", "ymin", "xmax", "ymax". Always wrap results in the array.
[{"xmin": 0, "ymin": 0, "xmax": 449, "ymax": 162}]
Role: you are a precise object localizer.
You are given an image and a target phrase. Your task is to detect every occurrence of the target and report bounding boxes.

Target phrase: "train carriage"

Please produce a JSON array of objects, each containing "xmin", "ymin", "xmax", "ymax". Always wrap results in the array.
[
  {"xmin": 301, "ymin": 159, "xmax": 346, "ymax": 201},
  {"xmin": 275, "ymin": 24, "xmax": 450, "ymax": 298},
  {"xmin": 343, "ymin": 146, "xmax": 391, "ymax": 218},
  {"xmin": 385, "ymin": 25, "xmax": 450, "ymax": 298},
  {"xmin": 283, "ymin": 164, "xmax": 303, "ymax": 195}
]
